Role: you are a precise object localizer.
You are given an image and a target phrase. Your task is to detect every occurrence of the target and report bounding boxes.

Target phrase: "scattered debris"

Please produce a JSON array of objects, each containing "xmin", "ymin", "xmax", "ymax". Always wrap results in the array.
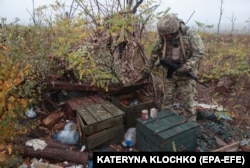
[
  {"xmin": 122, "ymin": 127, "xmax": 136, "ymax": 147},
  {"xmin": 195, "ymin": 102, "xmax": 224, "ymax": 111},
  {"xmin": 31, "ymin": 158, "xmax": 63, "ymax": 168},
  {"xmin": 25, "ymin": 139, "xmax": 47, "ymax": 151},
  {"xmin": 25, "ymin": 108, "xmax": 37, "ymax": 118},
  {"xmin": 216, "ymin": 76, "xmax": 233, "ymax": 91},
  {"xmin": 13, "ymin": 136, "xmax": 88, "ymax": 165},
  {"xmin": 10, "ymin": 75, "xmax": 250, "ymax": 166},
  {"xmin": 239, "ymin": 139, "xmax": 250, "ymax": 152}
]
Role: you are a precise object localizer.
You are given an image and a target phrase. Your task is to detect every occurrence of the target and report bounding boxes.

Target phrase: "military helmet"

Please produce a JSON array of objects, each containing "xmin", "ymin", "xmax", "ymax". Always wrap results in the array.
[{"xmin": 157, "ymin": 13, "xmax": 180, "ymax": 35}]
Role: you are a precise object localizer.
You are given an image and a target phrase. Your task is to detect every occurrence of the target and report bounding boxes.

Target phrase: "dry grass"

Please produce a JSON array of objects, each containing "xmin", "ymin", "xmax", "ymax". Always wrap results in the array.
[{"xmin": 197, "ymin": 33, "xmax": 250, "ymax": 127}]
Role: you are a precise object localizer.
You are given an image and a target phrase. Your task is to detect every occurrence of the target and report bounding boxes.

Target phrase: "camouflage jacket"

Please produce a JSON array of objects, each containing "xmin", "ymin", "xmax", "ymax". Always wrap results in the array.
[{"xmin": 144, "ymin": 23, "xmax": 205, "ymax": 75}]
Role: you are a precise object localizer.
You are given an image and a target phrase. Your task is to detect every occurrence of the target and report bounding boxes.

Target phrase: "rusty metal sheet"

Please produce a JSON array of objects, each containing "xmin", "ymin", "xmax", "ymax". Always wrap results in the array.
[{"xmin": 65, "ymin": 95, "xmax": 104, "ymax": 111}]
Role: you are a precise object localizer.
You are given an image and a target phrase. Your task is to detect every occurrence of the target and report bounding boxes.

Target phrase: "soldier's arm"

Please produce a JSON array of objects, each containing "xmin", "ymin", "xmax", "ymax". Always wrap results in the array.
[
  {"xmin": 183, "ymin": 30, "xmax": 205, "ymax": 71},
  {"xmin": 143, "ymin": 36, "xmax": 164, "ymax": 73}
]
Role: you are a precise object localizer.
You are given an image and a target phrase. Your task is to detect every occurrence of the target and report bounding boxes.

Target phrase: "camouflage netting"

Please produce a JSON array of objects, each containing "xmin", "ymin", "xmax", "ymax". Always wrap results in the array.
[
  {"xmin": 66, "ymin": 12, "xmax": 165, "ymax": 106},
  {"xmin": 68, "ymin": 33, "xmax": 119, "ymax": 87},
  {"xmin": 112, "ymin": 39, "xmax": 146, "ymax": 85}
]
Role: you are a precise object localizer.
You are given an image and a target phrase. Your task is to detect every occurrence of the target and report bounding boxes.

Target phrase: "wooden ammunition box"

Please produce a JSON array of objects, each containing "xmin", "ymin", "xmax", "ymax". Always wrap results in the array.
[
  {"xmin": 111, "ymin": 91, "xmax": 154, "ymax": 129},
  {"xmin": 65, "ymin": 95, "xmax": 125, "ymax": 150},
  {"xmin": 136, "ymin": 110, "xmax": 199, "ymax": 151},
  {"xmin": 64, "ymin": 95, "xmax": 104, "ymax": 119}
]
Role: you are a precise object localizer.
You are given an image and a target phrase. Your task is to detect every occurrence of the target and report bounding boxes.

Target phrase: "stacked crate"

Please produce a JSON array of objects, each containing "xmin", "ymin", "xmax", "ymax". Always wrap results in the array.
[
  {"xmin": 65, "ymin": 95, "xmax": 124, "ymax": 150},
  {"xmin": 111, "ymin": 91, "xmax": 154, "ymax": 130}
]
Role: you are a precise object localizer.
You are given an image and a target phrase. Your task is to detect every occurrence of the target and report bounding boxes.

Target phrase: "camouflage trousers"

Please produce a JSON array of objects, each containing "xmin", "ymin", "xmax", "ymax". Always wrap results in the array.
[{"xmin": 161, "ymin": 77, "xmax": 197, "ymax": 118}]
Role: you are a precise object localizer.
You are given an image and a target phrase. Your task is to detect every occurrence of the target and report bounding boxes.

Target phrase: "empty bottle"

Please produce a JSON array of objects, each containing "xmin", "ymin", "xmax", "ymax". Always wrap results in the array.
[
  {"xmin": 54, "ymin": 121, "xmax": 79, "ymax": 145},
  {"xmin": 88, "ymin": 151, "xmax": 93, "ymax": 168},
  {"xmin": 122, "ymin": 127, "xmax": 136, "ymax": 147},
  {"xmin": 64, "ymin": 120, "xmax": 77, "ymax": 131},
  {"xmin": 54, "ymin": 130, "xmax": 79, "ymax": 145}
]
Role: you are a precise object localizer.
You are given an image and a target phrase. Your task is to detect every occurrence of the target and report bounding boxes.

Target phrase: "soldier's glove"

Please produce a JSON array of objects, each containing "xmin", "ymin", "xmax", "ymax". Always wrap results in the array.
[
  {"xmin": 135, "ymin": 72, "xmax": 150, "ymax": 83},
  {"xmin": 174, "ymin": 67, "xmax": 190, "ymax": 76}
]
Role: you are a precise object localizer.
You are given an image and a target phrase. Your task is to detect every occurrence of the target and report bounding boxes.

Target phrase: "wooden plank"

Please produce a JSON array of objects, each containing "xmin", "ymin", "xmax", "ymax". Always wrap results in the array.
[
  {"xmin": 79, "ymin": 116, "xmax": 123, "ymax": 135},
  {"xmin": 77, "ymin": 107, "xmax": 97, "ymax": 125},
  {"xmin": 85, "ymin": 105, "xmax": 110, "ymax": 122},
  {"xmin": 85, "ymin": 125, "xmax": 124, "ymax": 149},
  {"xmin": 212, "ymin": 141, "xmax": 239, "ymax": 152},
  {"xmin": 101, "ymin": 101, "xmax": 125, "ymax": 117},
  {"xmin": 77, "ymin": 112, "xmax": 88, "ymax": 133},
  {"xmin": 42, "ymin": 111, "xmax": 65, "ymax": 126},
  {"xmin": 214, "ymin": 135, "xmax": 228, "ymax": 147},
  {"xmin": 109, "ymin": 82, "xmax": 148, "ymax": 95},
  {"xmin": 45, "ymin": 81, "xmax": 123, "ymax": 93}
]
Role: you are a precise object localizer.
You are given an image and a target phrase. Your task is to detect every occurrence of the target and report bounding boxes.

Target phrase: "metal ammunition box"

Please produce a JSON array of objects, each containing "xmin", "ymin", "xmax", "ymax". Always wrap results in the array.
[{"xmin": 136, "ymin": 110, "xmax": 199, "ymax": 151}]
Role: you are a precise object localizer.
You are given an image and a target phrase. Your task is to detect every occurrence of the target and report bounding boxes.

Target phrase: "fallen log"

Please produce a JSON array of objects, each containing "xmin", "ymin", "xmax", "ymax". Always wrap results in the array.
[
  {"xmin": 13, "ymin": 136, "xmax": 88, "ymax": 164},
  {"xmin": 18, "ymin": 146, "xmax": 88, "ymax": 164},
  {"xmin": 45, "ymin": 81, "xmax": 149, "ymax": 94},
  {"xmin": 45, "ymin": 81, "xmax": 123, "ymax": 93}
]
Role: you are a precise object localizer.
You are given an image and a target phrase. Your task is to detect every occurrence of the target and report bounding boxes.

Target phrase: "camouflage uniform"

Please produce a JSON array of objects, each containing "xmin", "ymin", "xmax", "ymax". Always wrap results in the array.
[{"xmin": 144, "ymin": 13, "xmax": 205, "ymax": 118}]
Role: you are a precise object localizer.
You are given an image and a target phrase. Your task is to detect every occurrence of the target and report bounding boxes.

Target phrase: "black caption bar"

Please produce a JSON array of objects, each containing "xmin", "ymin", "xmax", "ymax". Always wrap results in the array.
[{"xmin": 93, "ymin": 152, "xmax": 250, "ymax": 168}]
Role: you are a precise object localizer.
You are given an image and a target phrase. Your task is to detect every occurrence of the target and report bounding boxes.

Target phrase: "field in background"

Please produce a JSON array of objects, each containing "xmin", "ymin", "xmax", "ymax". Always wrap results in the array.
[{"xmin": 198, "ymin": 33, "xmax": 250, "ymax": 127}]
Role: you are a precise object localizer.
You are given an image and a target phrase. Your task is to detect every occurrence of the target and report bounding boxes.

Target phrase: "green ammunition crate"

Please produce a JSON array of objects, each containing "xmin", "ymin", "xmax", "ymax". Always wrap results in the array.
[
  {"xmin": 136, "ymin": 110, "xmax": 199, "ymax": 151},
  {"xmin": 76, "ymin": 100, "xmax": 125, "ymax": 149},
  {"xmin": 76, "ymin": 101, "xmax": 124, "ymax": 135},
  {"xmin": 66, "ymin": 96, "xmax": 125, "ymax": 150},
  {"xmin": 111, "ymin": 91, "xmax": 154, "ymax": 129},
  {"xmin": 84, "ymin": 125, "xmax": 124, "ymax": 150}
]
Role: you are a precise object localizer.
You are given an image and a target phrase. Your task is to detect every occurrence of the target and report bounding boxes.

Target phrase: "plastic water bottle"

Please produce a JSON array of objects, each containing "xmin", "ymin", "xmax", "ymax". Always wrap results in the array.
[
  {"xmin": 122, "ymin": 127, "xmax": 136, "ymax": 147},
  {"xmin": 54, "ymin": 130, "xmax": 79, "ymax": 145},
  {"xmin": 64, "ymin": 120, "xmax": 77, "ymax": 131},
  {"xmin": 88, "ymin": 152, "xmax": 93, "ymax": 168},
  {"xmin": 54, "ymin": 121, "xmax": 79, "ymax": 145}
]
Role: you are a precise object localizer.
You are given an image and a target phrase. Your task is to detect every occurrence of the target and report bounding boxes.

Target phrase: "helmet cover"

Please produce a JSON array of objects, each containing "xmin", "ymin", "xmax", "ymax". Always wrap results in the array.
[{"xmin": 157, "ymin": 13, "xmax": 180, "ymax": 35}]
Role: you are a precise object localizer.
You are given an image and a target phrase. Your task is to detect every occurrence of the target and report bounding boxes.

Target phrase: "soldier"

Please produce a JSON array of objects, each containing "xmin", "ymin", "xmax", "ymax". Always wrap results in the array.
[{"xmin": 139, "ymin": 13, "xmax": 205, "ymax": 121}]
